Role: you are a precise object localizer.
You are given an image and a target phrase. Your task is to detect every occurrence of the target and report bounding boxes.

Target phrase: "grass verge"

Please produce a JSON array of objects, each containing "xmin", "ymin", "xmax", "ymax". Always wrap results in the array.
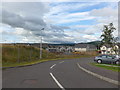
[
  {"xmin": 91, "ymin": 63, "xmax": 120, "ymax": 72},
  {"xmin": 2, "ymin": 55, "xmax": 92, "ymax": 68},
  {"xmin": 2, "ymin": 44, "xmax": 97, "ymax": 69}
]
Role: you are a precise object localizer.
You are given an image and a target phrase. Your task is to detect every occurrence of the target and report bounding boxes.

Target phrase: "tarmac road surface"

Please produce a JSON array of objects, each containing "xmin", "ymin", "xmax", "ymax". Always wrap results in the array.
[{"xmin": 2, "ymin": 57, "xmax": 119, "ymax": 88}]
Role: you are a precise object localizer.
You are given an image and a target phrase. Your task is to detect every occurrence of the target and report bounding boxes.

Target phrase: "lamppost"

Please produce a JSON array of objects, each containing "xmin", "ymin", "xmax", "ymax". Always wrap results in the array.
[
  {"xmin": 39, "ymin": 28, "xmax": 44, "ymax": 59},
  {"xmin": 4, "ymin": 40, "xmax": 7, "ymax": 44}
]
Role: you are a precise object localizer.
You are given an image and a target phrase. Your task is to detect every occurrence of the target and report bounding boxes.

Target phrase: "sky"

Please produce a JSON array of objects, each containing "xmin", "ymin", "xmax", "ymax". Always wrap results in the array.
[{"xmin": 0, "ymin": 0, "xmax": 119, "ymax": 44}]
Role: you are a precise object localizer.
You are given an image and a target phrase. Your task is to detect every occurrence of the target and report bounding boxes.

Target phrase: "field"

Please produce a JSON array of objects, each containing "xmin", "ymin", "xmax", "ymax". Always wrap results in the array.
[{"xmin": 2, "ymin": 44, "xmax": 98, "ymax": 67}]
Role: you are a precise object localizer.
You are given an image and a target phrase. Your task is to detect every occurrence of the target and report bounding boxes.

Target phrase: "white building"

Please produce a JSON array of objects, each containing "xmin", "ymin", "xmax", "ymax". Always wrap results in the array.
[
  {"xmin": 100, "ymin": 44, "xmax": 119, "ymax": 55},
  {"xmin": 74, "ymin": 44, "xmax": 97, "ymax": 52}
]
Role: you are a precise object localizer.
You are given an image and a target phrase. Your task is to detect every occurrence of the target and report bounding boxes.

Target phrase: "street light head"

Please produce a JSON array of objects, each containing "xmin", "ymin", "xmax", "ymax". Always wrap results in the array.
[{"xmin": 41, "ymin": 28, "xmax": 44, "ymax": 30}]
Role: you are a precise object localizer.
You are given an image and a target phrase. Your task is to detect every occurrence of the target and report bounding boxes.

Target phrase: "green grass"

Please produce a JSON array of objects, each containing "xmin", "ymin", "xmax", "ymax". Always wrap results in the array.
[
  {"xmin": 2, "ymin": 55, "xmax": 92, "ymax": 68},
  {"xmin": 91, "ymin": 63, "xmax": 120, "ymax": 72},
  {"xmin": 2, "ymin": 44, "xmax": 97, "ymax": 68}
]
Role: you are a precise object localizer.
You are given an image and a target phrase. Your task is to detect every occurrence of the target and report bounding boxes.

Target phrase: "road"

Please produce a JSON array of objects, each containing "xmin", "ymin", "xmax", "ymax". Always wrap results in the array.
[{"xmin": 2, "ymin": 57, "xmax": 118, "ymax": 88}]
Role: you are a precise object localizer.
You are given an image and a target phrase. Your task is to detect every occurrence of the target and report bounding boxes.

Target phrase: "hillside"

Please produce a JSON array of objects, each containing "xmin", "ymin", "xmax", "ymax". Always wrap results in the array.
[
  {"xmin": 2, "ymin": 44, "xmax": 98, "ymax": 67},
  {"xmin": 2, "ymin": 44, "xmax": 58, "ymax": 64},
  {"xmin": 87, "ymin": 41, "xmax": 102, "ymax": 49}
]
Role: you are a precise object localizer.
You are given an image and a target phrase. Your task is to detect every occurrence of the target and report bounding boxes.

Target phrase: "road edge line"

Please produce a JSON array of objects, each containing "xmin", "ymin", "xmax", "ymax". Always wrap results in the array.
[
  {"xmin": 50, "ymin": 72, "xmax": 65, "ymax": 90},
  {"xmin": 77, "ymin": 63, "xmax": 120, "ymax": 86}
]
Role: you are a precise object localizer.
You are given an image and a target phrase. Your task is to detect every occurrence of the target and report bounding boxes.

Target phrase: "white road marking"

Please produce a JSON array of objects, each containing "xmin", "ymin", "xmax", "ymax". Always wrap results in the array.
[
  {"xmin": 77, "ymin": 63, "xmax": 120, "ymax": 85},
  {"xmin": 50, "ymin": 64, "xmax": 56, "ymax": 69},
  {"xmin": 50, "ymin": 73, "xmax": 65, "ymax": 90},
  {"xmin": 59, "ymin": 61, "xmax": 64, "ymax": 64}
]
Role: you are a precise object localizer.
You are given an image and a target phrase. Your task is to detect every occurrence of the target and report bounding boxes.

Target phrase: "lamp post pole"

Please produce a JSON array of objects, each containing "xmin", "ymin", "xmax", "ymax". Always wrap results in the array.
[
  {"xmin": 40, "ymin": 36, "xmax": 42, "ymax": 59},
  {"xmin": 40, "ymin": 28, "xmax": 44, "ymax": 59}
]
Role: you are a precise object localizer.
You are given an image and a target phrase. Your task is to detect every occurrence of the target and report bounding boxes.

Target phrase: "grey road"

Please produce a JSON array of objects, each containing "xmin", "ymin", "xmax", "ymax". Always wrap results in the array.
[{"xmin": 2, "ymin": 57, "xmax": 119, "ymax": 89}]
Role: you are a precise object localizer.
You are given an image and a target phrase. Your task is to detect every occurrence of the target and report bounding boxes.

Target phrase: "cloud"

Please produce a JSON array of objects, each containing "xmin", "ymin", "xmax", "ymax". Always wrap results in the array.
[
  {"xmin": 53, "ymin": 16, "xmax": 95, "ymax": 24},
  {"xmin": 48, "ymin": 2, "xmax": 99, "ymax": 15},
  {"xmin": 2, "ymin": 0, "xmax": 119, "ymax": 2},
  {"xmin": 2, "ymin": 10, "xmax": 25, "ymax": 28},
  {"xmin": 1, "ymin": 2, "xmax": 71, "ymax": 43},
  {"xmin": 89, "ymin": 6, "xmax": 118, "ymax": 37},
  {"xmin": 2, "ymin": 9, "xmax": 46, "ymax": 30},
  {"xmin": 83, "ymin": 35, "xmax": 98, "ymax": 40},
  {"xmin": 1, "ymin": 2, "xmax": 118, "ymax": 43},
  {"xmin": 90, "ymin": 7, "xmax": 118, "ymax": 17},
  {"xmin": 45, "ymin": 2, "xmax": 98, "ymax": 24}
]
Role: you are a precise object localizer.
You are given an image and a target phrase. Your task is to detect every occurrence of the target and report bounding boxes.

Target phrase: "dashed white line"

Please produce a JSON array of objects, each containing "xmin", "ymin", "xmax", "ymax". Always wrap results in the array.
[
  {"xmin": 50, "ymin": 72, "xmax": 65, "ymax": 90},
  {"xmin": 50, "ymin": 64, "xmax": 56, "ymax": 69},
  {"xmin": 59, "ymin": 61, "xmax": 64, "ymax": 64}
]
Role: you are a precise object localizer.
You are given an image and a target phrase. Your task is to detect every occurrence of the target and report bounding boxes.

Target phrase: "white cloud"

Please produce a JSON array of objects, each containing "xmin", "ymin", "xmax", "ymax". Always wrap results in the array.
[
  {"xmin": 89, "ymin": 6, "xmax": 118, "ymax": 37},
  {"xmin": 83, "ymin": 35, "xmax": 97, "ymax": 40},
  {"xmin": 70, "ymin": 25, "xmax": 90, "ymax": 28},
  {"xmin": 1, "ymin": 2, "xmax": 72, "ymax": 43},
  {"xmin": 54, "ymin": 16, "xmax": 95, "ymax": 24},
  {"xmin": 90, "ymin": 7, "xmax": 118, "ymax": 17},
  {"xmin": 1, "ymin": 2, "xmax": 118, "ymax": 43},
  {"xmin": 44, "ymin": 2, "xmax": 98, "ymax": 24},
  {"xmin": 1, "ymin": 0, "xmax": 119, "ymax": 2},
  {"xmin": 48, "ymin": 3, "xmax": 98, "ymax": 15}
]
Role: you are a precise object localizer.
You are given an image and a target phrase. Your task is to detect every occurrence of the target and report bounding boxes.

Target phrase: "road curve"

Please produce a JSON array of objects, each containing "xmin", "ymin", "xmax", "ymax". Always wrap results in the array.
[{"xmin": 2, "ymin": 57, "xmax": 118, "ymax": 88}]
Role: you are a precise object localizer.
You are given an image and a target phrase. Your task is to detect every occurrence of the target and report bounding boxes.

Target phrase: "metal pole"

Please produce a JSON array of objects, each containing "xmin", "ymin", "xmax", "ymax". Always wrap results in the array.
[
  {"xmin": 40, "ymin": 36, "xmax": 42, "ymax": 59},
  {"xmin": 40, "ymin": 28, "xmax": 44, "ymax": 59},
  {"xmin": 39, "ymin": 28, "xmax": 44, "ymax": 59}
]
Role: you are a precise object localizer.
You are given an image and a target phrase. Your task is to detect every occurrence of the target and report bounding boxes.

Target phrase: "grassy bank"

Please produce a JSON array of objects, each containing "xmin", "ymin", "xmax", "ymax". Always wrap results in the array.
[
  {"xmin": 91, "ymin": 63, "xmax": 120, "ymax": 72},
  {"xmin": 2, "ymin": 44, "xmax": 97, "ymax": 68}
]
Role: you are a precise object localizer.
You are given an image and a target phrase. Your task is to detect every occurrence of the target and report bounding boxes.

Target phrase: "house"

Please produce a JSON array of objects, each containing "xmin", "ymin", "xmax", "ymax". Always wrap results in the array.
[
  {"xmin": 46, "ymin": 44, "xmax": 74, "ymax": 53},
  {"xmin": 74, "ymin": 44, "xmax": 97, "ymax": 52},
  {"xmin": 100, "ymin": 44, "xmax": 119, "ymax": 55}
]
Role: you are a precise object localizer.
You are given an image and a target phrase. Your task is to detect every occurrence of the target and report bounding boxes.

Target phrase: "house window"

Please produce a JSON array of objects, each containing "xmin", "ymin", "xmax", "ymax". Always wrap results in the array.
[
  {"xmin": 102, "ymin": 50, "xmax": 106, "ymax": 52},
  {"xmin": 107, "ymin": 51, "xmax": 110, "ymax": 54}
]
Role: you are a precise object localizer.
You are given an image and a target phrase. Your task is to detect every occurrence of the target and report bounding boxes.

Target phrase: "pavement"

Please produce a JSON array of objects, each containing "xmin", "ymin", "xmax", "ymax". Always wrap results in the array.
[
  {"xmin": 77, "ymin": 57, "xmax": 119, "ymax": 81},
  {"xmin": 2, "ymin": 57, "xmax": 119, "ymax": 88}
]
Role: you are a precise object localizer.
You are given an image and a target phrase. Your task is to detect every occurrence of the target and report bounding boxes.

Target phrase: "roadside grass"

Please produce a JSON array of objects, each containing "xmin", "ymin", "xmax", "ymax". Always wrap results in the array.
[
  {"xmin": 2, "ymin": 55, "xmax": 93, "ymax": 68},
  {"xmin": 2, "ymin": 44, "xmax": 97, "ymax": 68},
  {"xmin": 91, "ymin": 63, "xmax": 120, "ymax": 72}
]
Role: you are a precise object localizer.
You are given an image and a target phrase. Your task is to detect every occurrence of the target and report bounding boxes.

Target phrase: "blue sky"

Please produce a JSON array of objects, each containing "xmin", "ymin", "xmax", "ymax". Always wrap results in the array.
[{"xmin": 0, "ymin": 1, "xmax": 118, "ymax": 43}]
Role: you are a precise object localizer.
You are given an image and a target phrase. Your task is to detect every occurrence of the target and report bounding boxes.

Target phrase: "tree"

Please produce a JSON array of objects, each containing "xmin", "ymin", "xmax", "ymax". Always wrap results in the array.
[
  {"xmin": 112, "ymin": 37, "xmax": 119, "ymax": 54},
  {"xmin": 100, "ymin": 23, "xmax": 116, "ymax": 46}
]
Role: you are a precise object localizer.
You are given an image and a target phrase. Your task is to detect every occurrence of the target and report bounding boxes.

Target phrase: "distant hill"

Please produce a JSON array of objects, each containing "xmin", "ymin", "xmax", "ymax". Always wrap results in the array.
[
  {"xmin": 2, "ymin": 41, "xmax": 102, "ymax": 48},
  {"xmin": 48, "ymin": 43, "xmax": 75, "ymax": 46},
  {"xmin": 87, "ymin": 41, "xmax": 102, "ymax": 49}
]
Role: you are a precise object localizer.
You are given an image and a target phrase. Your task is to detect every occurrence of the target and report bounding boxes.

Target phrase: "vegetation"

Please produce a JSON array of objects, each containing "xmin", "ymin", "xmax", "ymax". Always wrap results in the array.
[
  {"xmin": 2, "ymin": 44, "xmax": 98, "ymax": 68},
  {"xmin": 91, "ymin": 63, "xmax": 120, "ymax": 72},
  {"xmin": 100, "ymin": 23, "xmax": 116, "ymax": 46},
  {"xmin": 87, "ymin": 41, "xmax": 102, "ymax": 49}
]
